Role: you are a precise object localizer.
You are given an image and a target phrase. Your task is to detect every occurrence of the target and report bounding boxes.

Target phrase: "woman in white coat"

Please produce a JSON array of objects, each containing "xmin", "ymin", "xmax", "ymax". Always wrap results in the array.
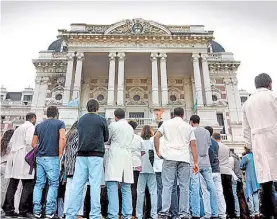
[
  {"xmin": 105, "ymin": 108, "xmax": 134, "ymax": 219},
  {"xmin": 242, "ymin": 73, "xmax": 277, "ymax": 217}
]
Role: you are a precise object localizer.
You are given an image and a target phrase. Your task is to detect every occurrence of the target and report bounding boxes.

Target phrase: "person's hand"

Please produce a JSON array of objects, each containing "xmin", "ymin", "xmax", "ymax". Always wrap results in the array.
[
  {"xmin": 193, "ymin": 163, "xmax": 199, "ymax": 174},
  {"xmin": 157, "ymin": 151, "xmax": 162, "ymax": 158}
]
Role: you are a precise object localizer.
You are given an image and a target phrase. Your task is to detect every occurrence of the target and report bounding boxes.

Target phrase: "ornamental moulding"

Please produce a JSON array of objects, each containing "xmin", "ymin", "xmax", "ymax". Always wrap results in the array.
[{"xmin": 33, "ymin": 60, "xmax": 68, "ymax": 73}]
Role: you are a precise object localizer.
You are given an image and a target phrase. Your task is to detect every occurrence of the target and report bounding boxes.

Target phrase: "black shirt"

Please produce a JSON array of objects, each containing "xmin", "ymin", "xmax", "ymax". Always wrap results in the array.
[{"xmin": 77, "ymin": 113, "xmax": 109, "ymax": 157}]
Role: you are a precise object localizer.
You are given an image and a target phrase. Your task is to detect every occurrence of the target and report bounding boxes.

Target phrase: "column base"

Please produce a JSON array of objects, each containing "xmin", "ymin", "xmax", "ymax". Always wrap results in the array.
[
  {"xmin": 197, "ymin": 107, "xmax": 219, "ymax": 127},
  {"xmin": 59, "ymin": 107, "xmax": 79, "ymax": 129}
]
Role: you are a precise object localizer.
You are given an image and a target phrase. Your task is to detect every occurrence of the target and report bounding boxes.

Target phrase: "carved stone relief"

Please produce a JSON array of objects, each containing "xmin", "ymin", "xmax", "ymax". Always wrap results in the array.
[{"xmin": 125, "ymin": 87, "xmax": 148, "ymax": 106}]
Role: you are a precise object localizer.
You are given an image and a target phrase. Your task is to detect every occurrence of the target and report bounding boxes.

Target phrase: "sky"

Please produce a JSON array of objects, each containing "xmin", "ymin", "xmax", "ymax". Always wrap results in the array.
[{"xmin": 1, "ymin": 1, "xmax": 277, "ymax": 93}]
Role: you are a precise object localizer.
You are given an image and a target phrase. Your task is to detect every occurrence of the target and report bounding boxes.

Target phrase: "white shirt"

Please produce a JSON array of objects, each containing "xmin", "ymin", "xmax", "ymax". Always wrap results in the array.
[
  {"xmin": 149, "ymin": 136, "xmax": 164, "ymax": 172},
  {"xmin": 130, "ymin": 134, "xmax": 143, "ymax": 168},
  {"xmin": 218, "ymin": 141, "xmax": 233, "ymax": 175},
  {"xmin": 158, "ymin": 117, "xmax": 196, "ymax": 163},
  {"xmin": 141, "ymin": 140, "xmax": 155, "ymax": 174}
]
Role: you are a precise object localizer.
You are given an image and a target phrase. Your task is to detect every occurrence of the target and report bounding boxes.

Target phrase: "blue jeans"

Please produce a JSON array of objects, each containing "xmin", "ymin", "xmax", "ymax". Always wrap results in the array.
[
  {"xmin": 160, "ymin": 160, "xmax": 190, "ymax": 217},
  {"xmin": 107, "ymin": 181, "xmax": 132, "ymax": 219},
  {"xmin": 248, "ymin": 191, "xmax": 260, "ymax": 216},
  {"xmin": 33, "ymin": 157, "xmax": 60, "ymax": 215},
  {"xmin": 192, "ymin": 168, "xmax": 218, "ymax": 217},
  {"xmin": 156, "ymin": 172, "xmax": 178, "ymax": 219},
  {"xmin": 65, "ymin": 157, "xmax": 103, "ymax": 219},
  {"xmin": 136, "ymin": 173, "xmax": 157, "ymax": 219},
  {"xmin": 232, "ymin": 180, "xmax": 240, "ymax": 217}
]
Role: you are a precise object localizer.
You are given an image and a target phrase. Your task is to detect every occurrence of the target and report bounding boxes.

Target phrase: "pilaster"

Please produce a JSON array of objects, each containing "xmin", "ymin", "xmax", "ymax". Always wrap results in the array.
[{"xmin": 151, "ymin": 52, "xmax": 159, "ymax": 107}]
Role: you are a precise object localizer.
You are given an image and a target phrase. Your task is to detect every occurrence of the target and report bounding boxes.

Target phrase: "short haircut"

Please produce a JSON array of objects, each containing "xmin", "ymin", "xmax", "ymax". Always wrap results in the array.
[
  {"xmin": 213, "ymin": 132, "xmax": 221, "ymax": 140},
  {"xmin": 190, "ymin": 115, "xmax": 200, "ymax": 124},
  {"xmin": 26, "ymin": 112, "xmax": 36, "ymax": 121},
  {"xmin": 46, "ymin": 106, "xmax": 59, "ymax": 118},
  {"xmin": 174, "ymin": 107, "xmax": 184, "ymax": 117},
  {"xmin": 158, "ymin": 121, "xmax": 163, "ymax": 128},
  {"xmin": 114, "ymin": 108, "xmax": 125, "ymax": 119},
  {"xmin": 255, "ymin": 73, "xmax": 272, "ymax": 89},
  {"xmin": 205, "ymin": 126, "xmax": 213, "ymax": 136},
  {"xmin": 86, "ymin": 99, "xmax": 99, "ymax": 112},
  {"xmin": 129, "ymin": 120, "xmax": 138, "ymax": 130}
]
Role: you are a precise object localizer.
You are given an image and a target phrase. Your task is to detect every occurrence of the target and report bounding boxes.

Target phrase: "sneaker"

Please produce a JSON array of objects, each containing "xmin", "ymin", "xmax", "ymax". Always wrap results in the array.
[
  {"xmin": 18, "ymin": 213, "xmax": 33, "ymax": 218},
  {"xmin": 5, "ymin": 211, "xmax": 19, "ymax": 218},
  {"xmin": 34, "ymin": 213, "xmax": 42, "ymax": 218},
  {"xmin": 46, "ymin": 214, "xmax": 59, "ymax": 219}
]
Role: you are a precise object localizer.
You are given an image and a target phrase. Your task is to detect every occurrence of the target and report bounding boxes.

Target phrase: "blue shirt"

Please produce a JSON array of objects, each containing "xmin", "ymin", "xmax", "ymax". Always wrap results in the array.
[
  {"xmin": 209, "ymin": 138, "xmax": 220, "ymax": 173},
  {"xmin": 34, "ymin": 119, "xmax": 65, "ymax": 157}
]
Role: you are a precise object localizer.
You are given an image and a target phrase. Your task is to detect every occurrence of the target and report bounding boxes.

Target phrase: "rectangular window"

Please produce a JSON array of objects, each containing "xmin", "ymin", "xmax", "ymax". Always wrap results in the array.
[
  {"xmin": 23, "ymin": 95, "xmax": 32, "ymax": 101},
  {"xmin": 129, "ymin": 112, "xmax": 144, "ymax": 118},
  {"xmin": 217, "ymin": 113, "xmax": 226, "ymax": 134}
]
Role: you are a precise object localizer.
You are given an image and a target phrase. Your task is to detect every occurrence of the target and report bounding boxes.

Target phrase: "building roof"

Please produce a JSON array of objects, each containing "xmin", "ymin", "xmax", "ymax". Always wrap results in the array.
[
  {"xmin": 209, "ymin": 40, "xmax": 225, "ymax": 52},
  {"xmin": 48, "ymin": 38, "xmax": 63, "ymax": 52},
  {"xmin": 5, "ymin": 92, "xmax": 22, "ymax": 101}
]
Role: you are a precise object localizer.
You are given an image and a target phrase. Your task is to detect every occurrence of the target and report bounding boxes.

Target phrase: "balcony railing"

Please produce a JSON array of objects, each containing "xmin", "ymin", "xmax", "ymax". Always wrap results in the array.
[
  {"xmin": 220, "ymin": 134, "xmax": 229, "ymax": 141},
  {"xmin": 126, "ymin": 118, "xmax": 157, "ymax": 127}
]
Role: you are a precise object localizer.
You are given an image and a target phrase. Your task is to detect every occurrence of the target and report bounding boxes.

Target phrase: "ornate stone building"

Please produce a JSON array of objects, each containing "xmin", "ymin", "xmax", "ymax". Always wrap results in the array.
[{"xmin": 2, "ymin": 19, "xmax": 249, "ymax": 152}]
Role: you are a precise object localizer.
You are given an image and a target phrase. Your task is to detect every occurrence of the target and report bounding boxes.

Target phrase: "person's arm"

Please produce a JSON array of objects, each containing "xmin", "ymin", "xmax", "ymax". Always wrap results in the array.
[
  {"xmin": 103, "ymin": 119, "xmax": 109, "ymax": 143},
  {"xmin": 25, "ymin": 126, "xmax": 35, "ymax": 150},
  {"xmin": 32, "ymin": 125, "xmax": 39, "ymax": 148},
  {"xmin": 154, "ymin": 131, "xmax": 162, "ymax": 158},
  {"xmin": 59, "ymin": 122, "xmax": 66, "ymax": 158},
  {"xmin": 190, "ymin": 130, "xmax": 199, "ymax": 173},
  {"xmin": 242, "ymin": 104, "xmax": 252, "ymax": 149},
  {"xmin": 240, "ymin": 155, "xmax": 248, "ymax": 170}
]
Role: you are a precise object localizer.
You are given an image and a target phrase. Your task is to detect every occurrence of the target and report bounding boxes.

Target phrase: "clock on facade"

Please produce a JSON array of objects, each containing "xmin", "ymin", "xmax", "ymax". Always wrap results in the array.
[{"xmin": 132, "ymin": 23, "xmax": 143, "ymax": 34}]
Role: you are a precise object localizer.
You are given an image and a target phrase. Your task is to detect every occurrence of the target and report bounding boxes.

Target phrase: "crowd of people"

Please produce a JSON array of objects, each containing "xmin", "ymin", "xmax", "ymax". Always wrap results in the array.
[{"xmin": 0, "ymin": 73, "xmax": 276, "ymax": 219}]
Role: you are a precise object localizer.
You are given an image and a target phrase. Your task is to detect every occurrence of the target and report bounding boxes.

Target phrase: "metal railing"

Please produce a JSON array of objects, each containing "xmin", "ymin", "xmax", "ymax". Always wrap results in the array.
[
  {"xmin": 126, "ymin": 118, "xmax": 157, "ymax": 127},
  {"xmin": 220, "ymin": 134, "xmax": 228, "ymax": 141}
]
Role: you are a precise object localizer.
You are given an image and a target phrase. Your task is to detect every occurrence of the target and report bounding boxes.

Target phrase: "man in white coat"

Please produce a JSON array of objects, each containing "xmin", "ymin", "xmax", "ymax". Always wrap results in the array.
[
  {"xmin": 3, "ymin": 113, "xmax": 36, "ymax": 218},
  {"xmin": 242, "ymin": 73, "xmax": 277, "ymax": 217},
  {"xmin": 105, "ymin": 108, "xmax": 134, "ymax": 219}
]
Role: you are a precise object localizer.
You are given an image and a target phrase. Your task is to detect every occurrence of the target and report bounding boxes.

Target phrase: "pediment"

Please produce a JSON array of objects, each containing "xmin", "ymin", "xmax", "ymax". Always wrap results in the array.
[{"xmin": 104, "ymin": 18, "xmax": 171, "ymax": 36}]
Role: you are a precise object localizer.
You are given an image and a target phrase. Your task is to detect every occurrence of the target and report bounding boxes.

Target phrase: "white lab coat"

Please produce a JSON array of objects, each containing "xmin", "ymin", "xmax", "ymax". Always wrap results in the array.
[
  {"xmin": 5, "ymin": 121, "xmax": 35, "ymax": 179},
  {"xmin": 242, "ymin": 88, "xmax": 277, "ymax": 183},
  {"xmin": 105, "ymin": 119, "xmax": 134, "ymax": 183}
]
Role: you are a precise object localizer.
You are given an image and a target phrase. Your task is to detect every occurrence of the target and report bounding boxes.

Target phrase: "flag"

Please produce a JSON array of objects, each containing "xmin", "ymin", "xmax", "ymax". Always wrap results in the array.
[
  {"xmin": 192, "ymin": 95, "xmax": 198, "ymax": 112},
  {"xmin": 67, "ymin": 97, "xmax": 79, "ymax": 107}
]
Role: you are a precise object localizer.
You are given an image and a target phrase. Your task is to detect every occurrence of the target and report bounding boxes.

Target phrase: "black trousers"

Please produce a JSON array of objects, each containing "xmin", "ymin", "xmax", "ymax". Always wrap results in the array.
[
  {"xmin": 3, "ymin": 178, "xmax": 34, "ymax": 214},
  {"xmin": 131, "ymin": 170, "xmax": 140, "ymax": 217},
  {"xmin": 236, "ymin": 180, "xmax": 249, "ymax": 219},
  {"xmin": 260, "ymin": 181, "xmax": 277, "ymax": 217},
  {"xmin": 221, "ymin": 174, "xmax": 235, "ymax": 217}
]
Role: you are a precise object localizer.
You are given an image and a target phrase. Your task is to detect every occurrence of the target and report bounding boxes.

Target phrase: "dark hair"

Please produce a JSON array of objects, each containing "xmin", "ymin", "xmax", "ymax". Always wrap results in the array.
[
  {"xmin": 190, "ymin": 115, "xmax": 200, "ymax": 124},
  {"xmin": 129, "ymin": 120, "xmax": 138, "ymax": 130},
  {"xmin": 174, "ymin": 107, "xmax": 184, "ymax": 117},
  {"xmin": 244, "ymin": 146, "xmax": 251, "ymax": 154},
  {"xmin": 47, "ymin": 106, "xmax": 59, "ymax": 118},
  {"xmin": 158, "ymin": 121, "xmax": 163, "ymax": 128},
  {"xmin": 213, "ymin": 132, "xmax": 221, "ymax": 140},
  {"xmin": 205, "ymin": 126, "xmax": 213, "ymax": 136},
  {"xmin": 66, "ymin": 121, "xmax": 78, "ymax": 140},
  {"xmin": 114, "ymin": 108, "xmax": 125, "ymax": 119},
  {"xmin": 255, "ymin": 73, "xmax": 272, "ymax": 89},
  {"xmin": 26, "ymin": 112, "xmax": 36, "ymax": 121},
  {"xmin": 141, "ymin": 125, "xmax": 153, "ymax": 140},
  {"xmin": 86, "ymin": 99, "xmax": 99, "ymax": 112},
  {"xmin": 1, "ymin": 129, "xmax": 14, "ymax": 157}
]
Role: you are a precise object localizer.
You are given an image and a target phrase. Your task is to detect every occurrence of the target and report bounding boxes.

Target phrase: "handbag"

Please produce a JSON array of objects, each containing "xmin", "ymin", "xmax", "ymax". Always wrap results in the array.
[{"xmin": 25, "ymin": 146, "xmax": 38, "ymax": 175}]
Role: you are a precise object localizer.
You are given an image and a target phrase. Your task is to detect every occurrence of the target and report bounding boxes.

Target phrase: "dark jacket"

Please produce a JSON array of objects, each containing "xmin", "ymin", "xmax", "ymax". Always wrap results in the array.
[
  {"xmin": 209, "ymin": 138, "xmax": 220, "ymax": 173},
  {"xmin": 232, "ymin": 152, "xmax": 243, "ymax": 180},
  {"xmin": 77, "ymin": 113, "xmax": 109, "ymax": 157}
]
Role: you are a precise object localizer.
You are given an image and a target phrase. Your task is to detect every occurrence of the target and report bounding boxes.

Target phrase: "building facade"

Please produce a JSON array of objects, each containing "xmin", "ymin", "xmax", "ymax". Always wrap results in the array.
[{"xmin": 1, "ymin": 19, "xmax": 250, "ymax": 153}]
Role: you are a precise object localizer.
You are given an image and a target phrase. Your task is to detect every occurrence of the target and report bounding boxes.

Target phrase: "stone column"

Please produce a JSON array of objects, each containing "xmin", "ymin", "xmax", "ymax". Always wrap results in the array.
[
  {"xmin": 37, "ymin": 76, "xmax": 49, "ymax": 122},
  {"xmin": 72, "ymin": 52, "xmax": 84, "ymax": 100},
  {"xmin": 159, "ymin": 53, "xmax": 168, "ymax": 106},
  {"xmin": 31, "ymin": 76, "xmax": 41, "ymax": 110},
  {"xmin": 192, "ymin": 53, "xmax": 203, "ymax": 106},
  {"xmin": 151, "ymin": 52, "xmax": 159, "ymax": 106},
  {"xmin": 117, "ymin": 52, "xmax": 125, "ymax": 106},
  {"xmin": 107, "ymin": 52, "xmax": 117, "ymax": 106},
  {"xmin": 201, "ymin": 53, "xmax": 213, "ymax": 105},
  {"xmin": 63, "ymin": 52, "xmax": 75, "ymax": 105}
]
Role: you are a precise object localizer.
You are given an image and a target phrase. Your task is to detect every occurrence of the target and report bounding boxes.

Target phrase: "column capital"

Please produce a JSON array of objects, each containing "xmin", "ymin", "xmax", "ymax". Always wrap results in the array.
[
  {"xmin": 117, "ymin": 52, "xmax": 126, "ymax": 60},
  {"xmin": 151, "ymin": 52, "xmax": 159, "ymax": 61},
  {"xmin": 66, "ymin": 52, "xmax": 75, "ymax": 61},
  {"xmin": 159, "ymin": 53, "xmax": 167, "ymax": 60},
  {"xmin": 41, "ymin": 76, "xmax": 49, "ymax": 84},
  {"xmin": 201, "ymin": 53, "xmax": 209, "ymax": 62},
  {"xmin": 108, "ymin": 52, "xmax": 117, "ymax": 60},
  {"xmin": 192, "ymin": 53, "xmax": 200, "ymax": 62},
  {"xmin": 76, "ymin": 52, "xmax": 84, "ymax": 61}
]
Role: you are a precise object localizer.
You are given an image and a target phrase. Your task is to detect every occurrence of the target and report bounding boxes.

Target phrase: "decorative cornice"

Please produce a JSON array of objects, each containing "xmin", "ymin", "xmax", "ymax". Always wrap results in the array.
[
  {"xmin": 33, "ymin": 60, "xmax": 68, "ymax": 73},
  {"xmin": 208, "ymin": 62, "xmax": 240, "ymax": 77}
]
